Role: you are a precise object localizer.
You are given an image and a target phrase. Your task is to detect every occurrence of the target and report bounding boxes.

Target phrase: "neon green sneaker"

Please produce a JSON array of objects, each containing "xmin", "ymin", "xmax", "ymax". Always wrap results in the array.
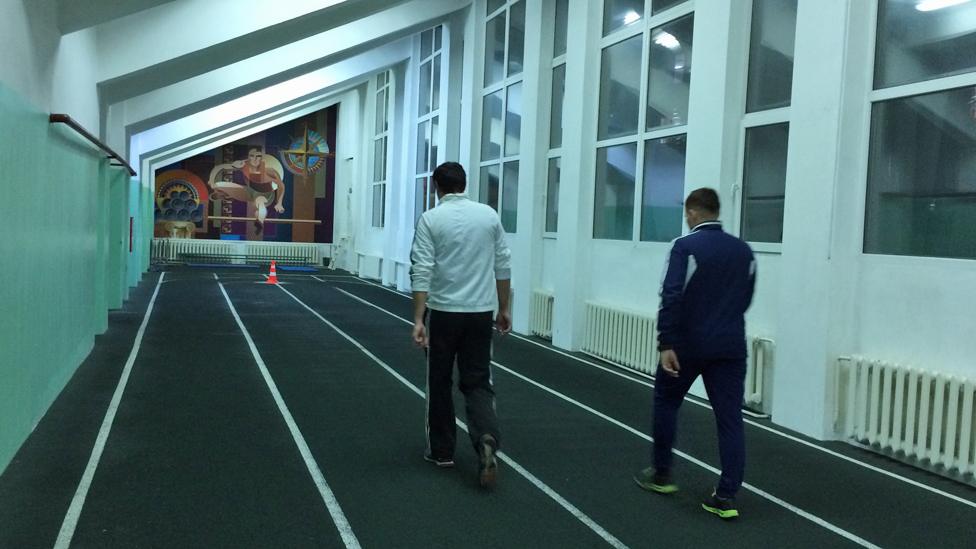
[
  {"xmin": 702, "ymin": 490, "xmax": 739, "ymax": 519},
  {"xmin": 633, "ymin": 467, "xmax": 678, "ymax": 494}
]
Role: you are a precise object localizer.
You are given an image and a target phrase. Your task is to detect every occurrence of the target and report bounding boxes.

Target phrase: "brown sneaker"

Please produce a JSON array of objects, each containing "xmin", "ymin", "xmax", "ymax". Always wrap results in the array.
[{"xmin": 478, "ymin": 435, "xmax": 498, "ymax": 489}]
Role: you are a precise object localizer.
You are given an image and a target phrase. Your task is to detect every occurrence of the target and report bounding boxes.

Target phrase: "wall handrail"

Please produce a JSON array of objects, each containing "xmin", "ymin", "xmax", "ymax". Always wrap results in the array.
[{"xmin": 49, "ymin": 114, "xmax": 135, "ymax": 176}]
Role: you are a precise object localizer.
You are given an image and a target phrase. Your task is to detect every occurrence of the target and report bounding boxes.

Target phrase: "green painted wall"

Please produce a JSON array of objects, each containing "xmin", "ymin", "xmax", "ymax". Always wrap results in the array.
[{"xmin": 0, "ymin": 83, "xmax": 142, "ymax": 473}]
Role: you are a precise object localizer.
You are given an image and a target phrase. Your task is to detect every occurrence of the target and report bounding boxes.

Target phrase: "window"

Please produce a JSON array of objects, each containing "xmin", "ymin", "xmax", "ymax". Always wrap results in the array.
[
  {"xmin": 740, "ymin": 123, "xmax": 788, "ymax": 243},
  {"xmin": 546, "ymin": 1, "xmax": 569, "ymax": 236},
  {"xmin": 415, "ymin": 26, "xmax": 443, "ymax": 223},
  {"xmin": 479, "ymin": 1, "xmax": 524, "ymax": 233},
  {"xmin": 864, "ymin": 87, "xmax": 976, "ymax": 259},
  {"xmin": 866, "ymin": 2, "xmax": 976, "ymax": 260},
  {"xmin": 371, "ymin": 70, "xmax": 392, "ymax": 228},
  {"xmin": 746, "ymin": 0, "xmax": 797, "ymax": 112},
  {"xmin": 737, "ymin": 0, "xmax": 797, "ymax": 245},
  {"xmin": 595, "ymin": 2, "xmax": 693, "ymax": 242},
  {"xmin": 875, "ymin": 0, "xmax": 976, "ymax": 89}
]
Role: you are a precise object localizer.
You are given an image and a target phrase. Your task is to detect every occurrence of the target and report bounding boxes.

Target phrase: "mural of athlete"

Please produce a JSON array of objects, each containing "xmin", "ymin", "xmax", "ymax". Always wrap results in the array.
[{"xmin": 207, "ymin": 147, "xmax": 286, "ymax": 234}]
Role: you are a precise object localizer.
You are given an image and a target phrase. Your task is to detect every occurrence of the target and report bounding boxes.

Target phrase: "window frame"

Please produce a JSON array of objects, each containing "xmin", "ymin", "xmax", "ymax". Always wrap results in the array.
[
  {"xmin": 415, "ymin": 26, "xmax": 445, "ymax": 223},
  {"xmin": 593, "ymin": 0, "xmax": 695, "ymax": 244},
  {"xmin": 370, "ymin": 69, "xmax": 394, "ymax": 229},
  {"xmin": 860, "ymin": 1, "xmax": 976, "ymax": 261},
  {"xmin": 478, "ymin": 0, "xmax": 526, "ymax": 234},
  {"xmin": 731, "ymin": 0, "xmax": 796, "ymax": 253}
]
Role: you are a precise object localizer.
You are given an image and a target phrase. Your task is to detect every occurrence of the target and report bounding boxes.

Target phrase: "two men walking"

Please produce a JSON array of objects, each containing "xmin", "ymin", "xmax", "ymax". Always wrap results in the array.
[{"xmin": 410, "ymin": 165, "xmax": 755, "ymax": 517}]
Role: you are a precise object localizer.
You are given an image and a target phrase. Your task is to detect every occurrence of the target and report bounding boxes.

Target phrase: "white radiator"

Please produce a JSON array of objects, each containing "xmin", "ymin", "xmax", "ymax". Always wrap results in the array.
[
  {"xmin": 837, "ymin": 357, "xmax": 976, "ymax": 479},
  {"xmin": 582, "ymin": 302, "xmax": 658, "ymax": 373},
  {"xmin": 151, "ymin": 238, "xmax": 329, "ymax": 265},
  {"xmin": 529, "ymin": 290, "xmax": 554, "ymax": 339},
  {"xmin": 746, "ymin": 337, "xmax": 774, "ymax": 409},
  {"xmin": 357, "ymin": 254, "xmax": 383, "ymax": 280}
]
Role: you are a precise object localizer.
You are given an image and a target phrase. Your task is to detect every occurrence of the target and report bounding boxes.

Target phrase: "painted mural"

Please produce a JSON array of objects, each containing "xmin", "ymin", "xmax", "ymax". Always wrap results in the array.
[{"xmin": 154, "ymin": 106, "xmax": 337, "ymax": 243}]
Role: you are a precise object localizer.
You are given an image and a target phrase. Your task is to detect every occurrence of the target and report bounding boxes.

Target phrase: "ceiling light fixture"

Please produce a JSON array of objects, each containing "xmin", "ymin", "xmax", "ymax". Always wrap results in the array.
[
  {"xmin": 915, "ymin": 0, "xmax": 970, "ymax": 12},
  {"xmin": 653, "ymin": 31, "xmax": 680, "ymax": 50},
  {"xmin": 623, "ymin": 10, "xmax": 641, "ymax": 25}
]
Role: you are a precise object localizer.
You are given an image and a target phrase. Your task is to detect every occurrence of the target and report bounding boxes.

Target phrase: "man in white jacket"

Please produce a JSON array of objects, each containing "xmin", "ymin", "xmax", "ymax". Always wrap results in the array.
[{"xmin": 410, "ymin": 162, "xmax": 512, "ymax": 489}]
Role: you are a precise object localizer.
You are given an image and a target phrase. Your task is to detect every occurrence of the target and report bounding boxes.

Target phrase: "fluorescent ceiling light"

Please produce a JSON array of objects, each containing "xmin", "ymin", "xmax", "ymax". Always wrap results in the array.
[
  {"xmin": 653, "ymin": 31, "xmax": 680, "ymax": 49},
  {"xmin": 623, "ymin": 10, "xmax": 641, "ymax": 25},
  {"xmin": 915, "ymin": 0, "xmax": 970, "ymax": 12}
]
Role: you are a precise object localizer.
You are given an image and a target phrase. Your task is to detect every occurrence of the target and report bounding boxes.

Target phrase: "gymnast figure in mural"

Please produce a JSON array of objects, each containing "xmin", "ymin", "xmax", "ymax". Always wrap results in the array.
[{"xmin": 207, "ymin": 147, "xmax": 286, "ymax": 234}]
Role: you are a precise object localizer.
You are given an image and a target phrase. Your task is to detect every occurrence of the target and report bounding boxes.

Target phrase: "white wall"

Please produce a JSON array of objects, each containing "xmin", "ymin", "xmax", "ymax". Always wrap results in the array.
[{"xmin": 0, "ymin": 0, "xmax": 100, "ymax": 131}]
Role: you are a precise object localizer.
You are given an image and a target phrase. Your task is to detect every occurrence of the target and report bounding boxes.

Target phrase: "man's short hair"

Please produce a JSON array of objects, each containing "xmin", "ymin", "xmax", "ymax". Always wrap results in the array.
[
  {"xmin": 685, "ymin": 188, "xmax": 720, "ymax": 216},
  {"xmin": 433, "ymin": 162, "xmax": 466, "ymax": 194}
]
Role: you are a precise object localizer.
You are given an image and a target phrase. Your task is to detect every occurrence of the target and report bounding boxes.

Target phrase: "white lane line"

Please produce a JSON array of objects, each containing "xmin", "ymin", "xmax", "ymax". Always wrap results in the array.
[
  {"xmin": 55, "ymin": 272, "xmax": 166, "ymax": 549},
  {"xmin": 218, "ymin": 283, "xmax": 361, "ymax": 549},
  {"xmin": 346, "ymin": 280, "xmax": 976, "ymax": 510},
  {"xmin": 275, "ymin": 284, "xmax": 628, "ymax": 549},
  {"xmin": 212, "ymin": 273, "xmax": 218, "ymax": 280},
  {"xmin": 330, "ymin": 287, "xmax": 886, "ymax": 548}
]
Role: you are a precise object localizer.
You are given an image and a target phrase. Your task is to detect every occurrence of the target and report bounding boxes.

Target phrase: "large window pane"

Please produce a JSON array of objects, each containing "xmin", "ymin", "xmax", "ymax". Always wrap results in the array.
[
  {"xmin": 434, "ymin": 25, "xmax": 442, "ymax": 51},
  {"xmin": 647, "ymin": 15, "xmax": 694, "ymax": 130},
  {"xmin": 487, "ymin": 0, "xmax": 505, "ymax": 15},
  {"xmin": 746, "ymin": 0, "xmax": 797, "ymax": 112},
  {"xmin": 430, "ymin": 116, "xmax": 439, "ymax": 172},
  {"xmin": 415, "ymin": 177, "xmax": 428, "ymax": 224},
  {"xmin": 553, "ymin": 0, "xmax": 569, "ymax": 58},
  {"xmin": 865, "ymin": 87, "xmax": 976, "ymax": 259},
  {"xmin": 502, "ymin": 161, "xmax": 519, "ymax": 232},
  {"xmin": 505, "ymin": 82, "xmax": 522, "ymax": 156},
  {"xmin": 875, "ymin": 0, "xmax": 976, "ymax": 89},
  {"xmin": 372, "ymin": 184, "xmax": 385, "ymax": 228},
  {"xmin": 374, "ymin": 88, "xmax": 386, "ymax": 135},
  {"xmin": 416, "ymin": 121, "xmax": 429, "ymax": 174},
  {"xmin": 594, "ymin": 143, "xmax": 637, "ymax": 240},
  {"xmin": 419, "ymin": 61, "xmax": 432, "ymax": 116},
  {"xmin": 481, "ymin": 90, "xmax": 504, "ymax": 160},
  {"xmin": 432, "ymin": 54, "xmax": 441, "ymax": 111},
  {"xmin": 598, "ymin": 35, "xmax": 643, "ymax": 140},
  {"xmin": 546, "ymin": 157, "xmax": 561, "ymax": 233},
  {"xmin": 741, "ymin": 123, "xmax": 788, "ymax": 243},
  {"xmin": 652, "ymin": 0, "xmax": 688, "ymax": 15},
  {"xmin": 373, "ymin": 137, "xmax": 386, "ymax": 182},
  {"xmin": 421, "ymin": 29, "xmax": 433, "ymax": 59},
  {"xmin": 641, "ymin": 134, "xmax": 686, "ymax": 242},
  {"xmin": 480, "ymin": 164, "xmax": 501, "ymax": 211},
  {"xmin": 508, "ymin": 1, "xmax": 525, "ymax": 77},
  {"xmin": 484, "ymin": 13, "xmax": 506, "ymax": 86},
  {"xmin": 550, "ymin": 64, "xmax": 566, "ymax": 149},
  {"xmin": 603, "ymin": 0, "xmax": 643, "ymax": 36}
]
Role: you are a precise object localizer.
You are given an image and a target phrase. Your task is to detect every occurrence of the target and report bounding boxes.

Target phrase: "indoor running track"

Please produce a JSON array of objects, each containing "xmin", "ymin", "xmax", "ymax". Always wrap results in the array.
[{"xmin": 1, "ymin": 267, "xmax": 974, "ymax": 548}]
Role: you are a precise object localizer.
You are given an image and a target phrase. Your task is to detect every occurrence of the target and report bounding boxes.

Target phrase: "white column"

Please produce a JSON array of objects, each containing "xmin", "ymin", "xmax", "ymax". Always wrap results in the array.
[
  {"xmin": 771, "ymin": 0, "xmax": 867, "ymax": 438},
  {"xmin": 549, "ymin": 0, "xmax": 602, "ymax": 349}
]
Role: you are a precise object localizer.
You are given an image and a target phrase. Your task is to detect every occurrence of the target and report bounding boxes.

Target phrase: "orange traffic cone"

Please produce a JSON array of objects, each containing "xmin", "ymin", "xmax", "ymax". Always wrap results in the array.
[{"xmin": 266, "ymin": 261, "xmax": 279, "ymax": 284}]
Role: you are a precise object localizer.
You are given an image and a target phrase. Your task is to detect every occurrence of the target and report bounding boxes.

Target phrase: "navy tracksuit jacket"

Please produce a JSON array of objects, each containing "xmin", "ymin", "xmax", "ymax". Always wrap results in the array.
[{"xmin": 657, "ymin": 222, "xmax": 756, "ymax": 358}]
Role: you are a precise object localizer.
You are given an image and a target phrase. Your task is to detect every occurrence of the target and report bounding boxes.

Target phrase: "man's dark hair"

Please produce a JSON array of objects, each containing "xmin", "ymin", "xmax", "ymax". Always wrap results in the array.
[
  {"xmin": 685, "ymin": 187, "xmax": 720, "ymax": 216},
  {"xmin": 432, "ymin": 162, "xmax": 466, "ymax": 194}
]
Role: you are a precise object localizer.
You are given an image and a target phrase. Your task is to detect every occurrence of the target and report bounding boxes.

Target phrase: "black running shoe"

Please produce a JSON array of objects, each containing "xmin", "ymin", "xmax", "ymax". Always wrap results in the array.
[
  {"xmin": 633, "ymin": 467, "xmax": 678, "ymax": 494},
  {"xmin": 478, "ymin": 435, "xmax": 498, "ymax": 489},
  {"xmin": 423, "ymin": 454, "xmax": 455, "ymax": 468},
  {"xmin": 702, "ymin": 490, "xmax": 739, "ymax": 519}
]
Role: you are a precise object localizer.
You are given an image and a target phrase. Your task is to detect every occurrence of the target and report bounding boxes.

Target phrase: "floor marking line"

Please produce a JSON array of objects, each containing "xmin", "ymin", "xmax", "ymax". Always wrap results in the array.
[
  {"xmin": 54, "ymin": 272, "xmax": 166, "ymax": 549},
  {"xmin": 330, "ymin": 287, "xmax": 884, "ymax": 548},
  {"xmin": 218, "ymin": 283, "xmax": 361, "ymax": 549},
  {"xmin": 345, "ymin": 280, "xmax": 976, "ymax": 510},
  {"xmin": 275, "ymin": 284, "xmax": 628, "ymax": 549}
]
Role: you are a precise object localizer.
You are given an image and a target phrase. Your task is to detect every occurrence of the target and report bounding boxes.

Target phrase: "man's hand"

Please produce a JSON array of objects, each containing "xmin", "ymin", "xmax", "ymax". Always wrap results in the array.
[
  {"xmin": 495, "ymin": 310, "xmax": 512, "ymax": 335},
  {"xmin": 660, "ymin": 349, "xmax": 681, "ymax": 377},
  {"xmin": 412, "ymin": 322, "xmax": 428, "ymax": 348},
  {"xmin": 274, "ymin": 203, "xmax": 285, "ymax": 213}
]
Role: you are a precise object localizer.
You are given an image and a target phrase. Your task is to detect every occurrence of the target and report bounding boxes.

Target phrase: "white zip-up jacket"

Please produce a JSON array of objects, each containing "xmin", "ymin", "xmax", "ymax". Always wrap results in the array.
[{"xmin": 410, "ymin": 193, "xmax": 512, "ymax": 313}]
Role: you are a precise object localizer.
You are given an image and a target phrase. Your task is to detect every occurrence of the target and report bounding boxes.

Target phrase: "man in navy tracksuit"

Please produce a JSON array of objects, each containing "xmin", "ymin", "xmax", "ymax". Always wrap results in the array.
[{"xmin": 634, "ymin": 188, "xmax": 756, "ymax": 519}]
